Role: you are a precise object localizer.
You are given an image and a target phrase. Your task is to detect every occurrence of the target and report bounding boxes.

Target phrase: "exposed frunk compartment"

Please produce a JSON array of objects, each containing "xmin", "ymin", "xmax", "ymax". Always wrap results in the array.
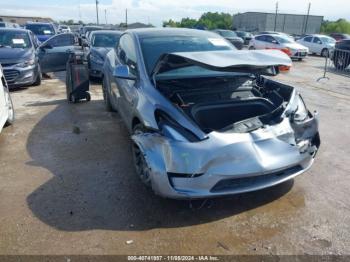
[{"xmin": 190, "ymin": 98, "xmax": 275, "ymax": 131}]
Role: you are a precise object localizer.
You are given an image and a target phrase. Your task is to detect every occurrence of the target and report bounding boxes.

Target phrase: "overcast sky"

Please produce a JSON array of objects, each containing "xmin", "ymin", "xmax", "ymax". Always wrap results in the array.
[{"xmin": 1, "ymin": 0, "xmax": 350, "ymax": 26}]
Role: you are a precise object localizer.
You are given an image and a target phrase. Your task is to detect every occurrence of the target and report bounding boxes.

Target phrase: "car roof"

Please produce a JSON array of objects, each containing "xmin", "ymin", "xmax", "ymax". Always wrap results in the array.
[
  {"xmin": 127, "ymin": 28, "xmax": 222, "ymax": 39},
  {"xmin": 26, "ymin": 22, "xmax": 52, "ymax": 25},
  {"xmin": 0, "ymin": 28, "xmax": 30, "ymax": 34},
  {"xmin": 91, "ymin": 30, "xmax": 123, "ymax": 35}
]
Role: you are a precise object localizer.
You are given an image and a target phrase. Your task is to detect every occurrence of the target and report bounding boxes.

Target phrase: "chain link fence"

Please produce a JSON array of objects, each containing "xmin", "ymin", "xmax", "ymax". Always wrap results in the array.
[{"xmin": 319, "ymin": 48, "xmax": 350, "ymax": 80}]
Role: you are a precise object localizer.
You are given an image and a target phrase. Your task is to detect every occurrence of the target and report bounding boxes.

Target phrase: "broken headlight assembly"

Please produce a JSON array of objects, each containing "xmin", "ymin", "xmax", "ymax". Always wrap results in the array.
[
  {"xmin": 290, "ymin": 94, "xmax": 309, "ymax": 123},
  {"xmin": 15, "ymin": 58, "xmax": 35, "ymax": 68}
]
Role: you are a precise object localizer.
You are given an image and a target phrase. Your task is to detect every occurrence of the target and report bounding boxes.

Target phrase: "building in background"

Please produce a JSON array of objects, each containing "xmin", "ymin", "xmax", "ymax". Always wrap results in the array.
[
  {"xmin": 0, "ymin": 15, "xmax": 54, "ymax": 26},
  {"xmin": 233, "ymin": 12, "xmax": 323, "ymax": 35}
]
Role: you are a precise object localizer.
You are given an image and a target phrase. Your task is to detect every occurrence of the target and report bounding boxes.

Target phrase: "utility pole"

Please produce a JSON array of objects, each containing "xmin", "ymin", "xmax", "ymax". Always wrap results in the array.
[
  {"xmin": 125, "ymin": 9, "xmax": 128, "ymax": 28},
  {"xmin": 274, "ymin": 2, "xmax": 279, "ymax": 31},
  {"xmin": 105, "ymin": 9, "xmax": 107, "ymax": 24},
  {"xmin": 304, "ymin": 2, "xmax": 311, "ymax": 34},
  {"xmin": 95, "ymin": 0, "xmax": 99, "ymax": 25}
]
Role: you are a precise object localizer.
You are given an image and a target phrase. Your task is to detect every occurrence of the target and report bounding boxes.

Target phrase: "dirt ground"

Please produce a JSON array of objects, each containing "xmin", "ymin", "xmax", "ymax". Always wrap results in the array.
[{"xmin": 0, "ymin": 56, "xmax": 349, "ymax": 255}]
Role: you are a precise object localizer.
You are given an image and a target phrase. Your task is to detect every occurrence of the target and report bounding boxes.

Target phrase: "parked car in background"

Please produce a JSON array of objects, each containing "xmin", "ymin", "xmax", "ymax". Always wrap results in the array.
[
  {"xmin": 249, "ymin": 34, "xmax": 309, "ymax": 60},
  {"xmin": 258, "ymin": 31, "xmax": 294, "ymax": 40},
  {"xmin": 0, "ymin": 28, "xmax": 41, "ymax": 88},
  {"xmin": 332, "ymin": 39, "xmax": 350, "ymax": 70},
  {"xmin": 0, "ymin": 22, "xmax": 20, "ymax": 28},
  {"xmin": 235, "ymin": 31, "xmax": 253, "ymax": 45},
  {"xmin": 212, "ymin": 29, "xmax": 244, "ymax": 49},
  {"xmin": 25, "ymin": 22, "xmax": 56, "ymax": 43},
  {"xmin": 58, "ymin": 25, "xmax": 71, "ymax": 33},
  {"xmin": 80, "ymin": 26, "xmax": 103, "ymax": 39},
  {"xmin": 102, "ymin": 28, "xmax": 320, "ymax": 199},
  {"xmin": 297, "ymin": 34, "xmax": 336, "ymax": 57},
  {"xmin": 0, "ymin": 64, "xmax": 14, "ymax": 132},
  {"xmin": 87, "ymin": 30, "xmax": 122, "ymax": 79},
  {"xmin": 329, "ymin": 33, "xmax": 350, "ymax": 42},
  {"xmin": 38, "ymin": 33, "xmax": 81, "ymax": 73}
]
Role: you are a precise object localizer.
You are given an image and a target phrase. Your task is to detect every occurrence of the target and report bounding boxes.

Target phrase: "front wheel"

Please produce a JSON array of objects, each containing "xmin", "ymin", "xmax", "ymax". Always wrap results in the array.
[
  {"xmin": 132, "ymin": 124, "xmax": 152, "ymax": 188},
  {"xmin": 102, "ymin": 77, "xmax": 114, "ymax": 112},
  {"xmin": 249, "ymin": 46, "xmax": 255, "ymax": 50},
  {"xmin": 32, "ymin": 65, "xmax": 42, "ymax": 86},
  {"xmin": 5, "ymin": 89, "xmax": 14, "ymax": 126}
]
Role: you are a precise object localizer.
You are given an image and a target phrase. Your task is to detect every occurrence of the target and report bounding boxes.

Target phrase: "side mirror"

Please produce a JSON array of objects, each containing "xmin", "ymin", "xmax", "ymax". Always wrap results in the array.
[{"xmin": 113, "ymin": 65, "xmax": 136, "ymax": 80}]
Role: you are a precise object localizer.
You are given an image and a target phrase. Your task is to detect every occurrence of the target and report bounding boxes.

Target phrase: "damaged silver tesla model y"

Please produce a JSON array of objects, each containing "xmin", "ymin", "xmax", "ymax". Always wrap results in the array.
[{"xmin": 102, "ymin": 28, "xmax": 320, "ymax": 199}]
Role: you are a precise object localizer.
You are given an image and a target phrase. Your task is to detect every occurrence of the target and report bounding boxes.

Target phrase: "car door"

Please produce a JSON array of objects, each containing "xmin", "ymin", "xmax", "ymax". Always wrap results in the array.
[
  {"xmin": 264, "ymin": 35, "xmax": 280, "ymax": 50},
  {"xmin": 299, "ymin": 36, "xmax": 313, "ymax": 52},
  {"xmin": 253, "ymin": 35, "xmax": 267, "ymax": 49},
  {"xmin": 113, "ymin": 34, "xmax": 139, "ymax": 124},
  {"xmin": 38, "ymin": 33, "xmax": 77, "ymax": 73},
  {"xmin": 312, "ymin": 37, "xmax": 323, "ymax": 54}
]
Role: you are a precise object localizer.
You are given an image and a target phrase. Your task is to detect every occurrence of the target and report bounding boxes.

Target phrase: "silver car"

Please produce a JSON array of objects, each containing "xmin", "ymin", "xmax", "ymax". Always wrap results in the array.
[
  {"xmin": 102, "ymin": 28, "xmax": 320, "ymax": 199},
  {"xmin": 297, "ymin": 34, "xmax": 336, "ymax": 57}
]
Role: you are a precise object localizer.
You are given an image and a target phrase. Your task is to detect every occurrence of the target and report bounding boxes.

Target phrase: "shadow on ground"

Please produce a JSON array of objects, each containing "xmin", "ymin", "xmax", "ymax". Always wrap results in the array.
[{"xmin": 26, "ymin": 98, "xmax": 294, "ymax": 232}]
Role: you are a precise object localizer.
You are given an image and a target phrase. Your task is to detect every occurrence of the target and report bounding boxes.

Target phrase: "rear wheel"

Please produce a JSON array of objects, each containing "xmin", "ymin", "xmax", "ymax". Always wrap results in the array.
[
  {"xmin": 249, "ymin": 46, "xmax": 255, "ymax": 50},
  {"xmin": 321, "ymin": 48, "xmax": 329, "ymax": 58},
  {"xmin": 4, "ymin": 90, "xmax": 14, "ymax": 126},
  {"xmin": 132, "ymin": 124, "xmax": 152, "ymax": 187}
]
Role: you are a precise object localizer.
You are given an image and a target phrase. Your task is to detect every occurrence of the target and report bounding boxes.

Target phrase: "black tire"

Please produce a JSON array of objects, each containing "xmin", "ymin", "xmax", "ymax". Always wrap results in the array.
[
  {"xmin": 249, "ymin": 46, "xmax": 255, "ymax": 50},
  {"xmin": 298, "ymin": 58, "xmax": 303, "ymax": 61},
  {"xmin": 32, "ymin": 65, "xmax": 42, "ymax": 86},
  {"xmin": 4, "ymin": 89, "xmax": 14, "ymax": 126},
  {"xmin": 321, "ymin": 48, "xmax": 329, "ymax": 58},
  {"xmin": 132, "ymin": 123, "xmax": 152, "ymax": 188},
  {"xmin": 334, "ymin": 52, "xmax": 350, "ymax": 70},
  {"xmin": 70, "ymin": 94, "xmax": 77, "ymax": 103},
  {"xmin": 102, "ymin": 77, "xmax": 114, "ymax": 112},
  {"xmin": 86, "ymin": 92, "xmax": 91, "ymax": 102}
]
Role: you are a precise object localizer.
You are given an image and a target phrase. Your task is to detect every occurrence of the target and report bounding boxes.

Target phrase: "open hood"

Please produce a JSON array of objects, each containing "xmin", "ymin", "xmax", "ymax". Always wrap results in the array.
[{"xmin": 152, "ymin": 49, "xmax": 292, "ymax": 77}]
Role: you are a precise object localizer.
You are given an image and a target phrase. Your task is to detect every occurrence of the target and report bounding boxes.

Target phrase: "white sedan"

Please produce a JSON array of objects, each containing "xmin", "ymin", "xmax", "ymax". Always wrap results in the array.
[
  {"xmin": 297, "ymin": 34, "xmax": 336, "ymax": 57},
  {"xmin": 0, "ymin": 65, "xmax": 14, "ymax": 133},
  {"xmin": 249, "ymin": 34, "xmax": 309, "ymax": 60}
]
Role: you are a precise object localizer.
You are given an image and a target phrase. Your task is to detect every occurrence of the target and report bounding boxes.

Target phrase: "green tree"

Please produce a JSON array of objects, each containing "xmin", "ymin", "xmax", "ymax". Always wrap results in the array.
[
  {"xmin": 321, "ymin": 19, "xmax": 350, "ymax": 34},
  {"xmin": 162, "ymin": 12, "xmax": 233, "ymax": 30}
]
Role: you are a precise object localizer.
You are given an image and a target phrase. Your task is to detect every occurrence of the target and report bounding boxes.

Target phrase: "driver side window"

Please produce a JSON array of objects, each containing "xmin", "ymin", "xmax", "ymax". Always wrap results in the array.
[
  {"xmin": 47, "ymin": 34, "xmax": 75, "ymax": 47},
  {"xmin": 117, "ymin": 34, "xmax": 138, "ymax": 76}
]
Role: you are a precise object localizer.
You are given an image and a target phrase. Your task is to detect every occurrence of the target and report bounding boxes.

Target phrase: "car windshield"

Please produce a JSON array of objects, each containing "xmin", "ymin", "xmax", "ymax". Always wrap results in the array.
[
  {"xmin": 0, "ymin": 31, "xmax": 32, "ymax": 48},
  {"xmin": 274, "ymin": 35, "xmax": 293, "ymax": 44},
  {"xmin": 218, "ymin": 30, "xmax": 237, "ymax": 38},
  {"xmin": 91, "ymin": 33, "xmax": 120, "ymax": 47},
  {"xmin": 26, "ymin": 24, "xmax": 54, "ymax": 35},
  {"xmin": 140, "ymin": 35, "xmax": 235, "ymax": 75},
  {"xmin": 320, "ymin": 36, "xmax": 336, "ymax": 44},
  {"xmin": 236, "ymin": 31, "xmax": 250, "ymax": 37}
]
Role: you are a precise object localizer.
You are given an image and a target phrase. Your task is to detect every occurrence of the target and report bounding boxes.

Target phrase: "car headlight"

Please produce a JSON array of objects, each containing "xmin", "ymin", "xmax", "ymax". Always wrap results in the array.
[
  {"xmin": 90, "ymin": 53, "xmax": 104, "ymax": 64},
  {"xmin": 292, "ymin": 95, "xmax": 309, "ymax": 122},
  {"xmin": 15, "ymin": 58, "xmax": 35, "ymax": 68}
]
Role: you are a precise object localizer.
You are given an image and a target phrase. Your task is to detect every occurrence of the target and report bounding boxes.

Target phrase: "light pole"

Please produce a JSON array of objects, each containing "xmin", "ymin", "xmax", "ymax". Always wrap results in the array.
[
  {"xmin": 274, "ymin": 2, "xmax": 279, "ymax": 31},
  {"xmin": 105, "ymin": 9, "xmax": 107, "ymax": 24},
  {"xmin": 95, "ymin": 0, "xmax": 99, "ymax": 25}
]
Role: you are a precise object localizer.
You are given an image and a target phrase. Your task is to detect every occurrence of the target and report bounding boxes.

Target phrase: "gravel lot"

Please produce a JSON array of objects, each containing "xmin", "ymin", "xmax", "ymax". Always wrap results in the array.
[{"xmin": 0, "ymin": 56, "xmax": 349, "ymax": 255}]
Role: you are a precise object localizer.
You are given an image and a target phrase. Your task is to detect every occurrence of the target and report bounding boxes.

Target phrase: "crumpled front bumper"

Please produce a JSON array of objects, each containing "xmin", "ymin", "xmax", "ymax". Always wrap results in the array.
[{"xmin": 132, "ymin": 113, "xmax": 320, "ymax": 199}]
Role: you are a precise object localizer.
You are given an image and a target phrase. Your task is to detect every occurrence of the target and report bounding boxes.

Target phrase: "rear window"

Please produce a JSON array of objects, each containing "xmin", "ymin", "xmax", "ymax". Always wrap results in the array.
[
  {"xmin": 26, "ymin": 24, "xmax": 55, "ymax": 35},
  {"xmin": 140, "ymin": 35, "xmax": 234, "ymax": 74},
  {"xmin": 91, "ymin": 33, "xmax": 120, "ymax": 47}
]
